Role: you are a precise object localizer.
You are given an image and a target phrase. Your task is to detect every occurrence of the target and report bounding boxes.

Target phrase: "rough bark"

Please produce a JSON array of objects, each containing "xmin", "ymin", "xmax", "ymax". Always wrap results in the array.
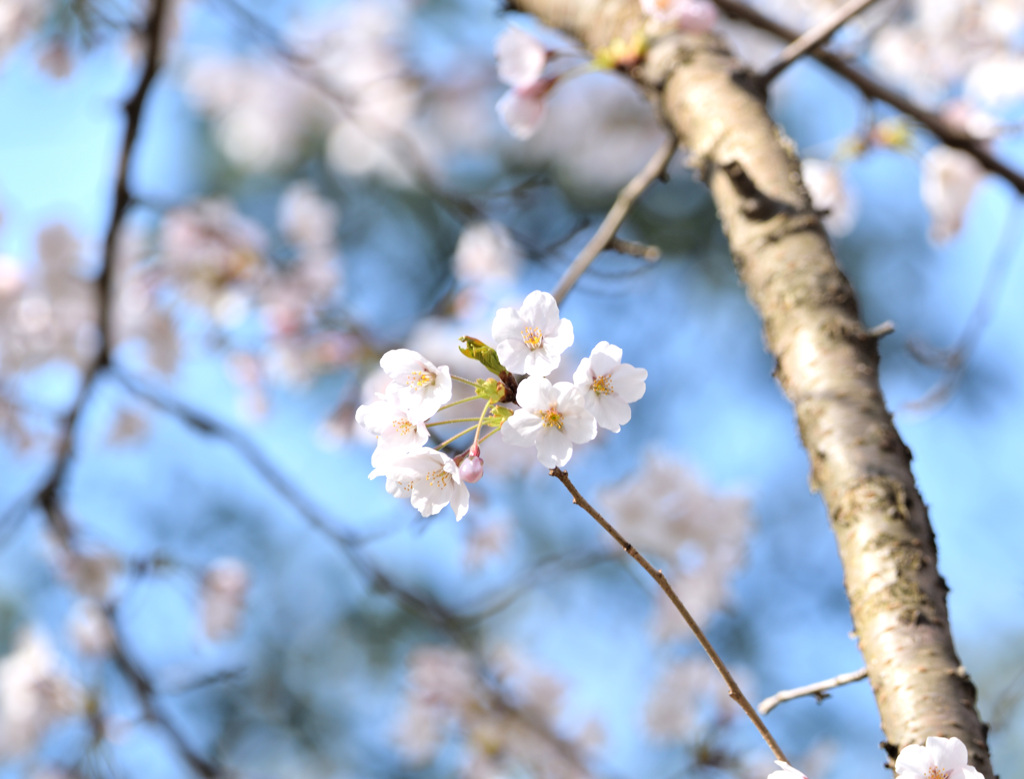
[{"xmin": 509, "ymin": 1, "xmax": 993, "ymax": 774}]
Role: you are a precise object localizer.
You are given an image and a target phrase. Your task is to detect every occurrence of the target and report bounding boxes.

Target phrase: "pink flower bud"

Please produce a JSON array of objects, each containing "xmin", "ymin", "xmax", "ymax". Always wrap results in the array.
[{"xmin": 459, "ymin": 454, "xmax": 485, "ymax": 483}]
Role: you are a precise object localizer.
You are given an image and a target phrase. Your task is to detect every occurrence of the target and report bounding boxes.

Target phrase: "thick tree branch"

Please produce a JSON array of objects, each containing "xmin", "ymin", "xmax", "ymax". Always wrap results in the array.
[{"xmin": 509, "ymin": 1, "xmax": 992, "ymax": 774}]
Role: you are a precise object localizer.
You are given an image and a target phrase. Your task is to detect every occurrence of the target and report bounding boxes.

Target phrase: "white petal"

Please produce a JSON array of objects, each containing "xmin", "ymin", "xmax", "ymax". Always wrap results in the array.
[
  {"xmin": 534, "ymin": 427, "xmax": 572, "ymax": 467},
  {"xmin": 612, "ymin": 364, "xmax": 648, "ymax": 403}
]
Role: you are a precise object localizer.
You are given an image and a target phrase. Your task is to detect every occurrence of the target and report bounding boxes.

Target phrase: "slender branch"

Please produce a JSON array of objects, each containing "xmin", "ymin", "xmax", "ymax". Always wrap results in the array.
[
  {"xmin": 549, "ymin": 467, "xmax": 787, "ymax": 763},
  {"xmin": 110, "ymin": 366, "xmax": 480, "ymax": 628},
  {"xmin": 711, "ymin": 0, "xmax": 1024, "ymax": 194},
  {"xmin": 758, "ymin": 0, "xmax": 885, "ymax": 85},
  {"xmin": 758, "ymin": 668, "xmax": 868, "ymax": 715},
  {"xmin": 908, "ymin": 196, "xmax": 1024, "ymax": 410},
  {"xmin": 551, "ymin": 134, "xmax": 677, "ymax": 304},
  {"xmin": 36, "ymin": 0, "xmax": 167, "ymax": 524},
  {"xmin": 103, "ymin": 602, "xmax": 224, "ymax": 778}
]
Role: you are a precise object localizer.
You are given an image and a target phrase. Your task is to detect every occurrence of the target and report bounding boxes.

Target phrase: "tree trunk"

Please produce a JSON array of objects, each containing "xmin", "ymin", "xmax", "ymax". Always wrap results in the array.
[{"xmin": 510, "ymin": 0, "xmax": 993, "ymax": 774}]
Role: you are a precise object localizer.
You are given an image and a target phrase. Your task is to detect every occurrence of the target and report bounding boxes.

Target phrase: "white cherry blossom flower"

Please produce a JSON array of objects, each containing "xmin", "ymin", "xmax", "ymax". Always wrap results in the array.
[
  {"xmin": 573, "ymin": 341, "xmax": 647, "ymax": 432},
  {"xmin": 379, "ymin": 348, "xmax": 452, "ymax": 422},
  {"xmin": 895, "ymin": 736, "xmax": 982, "ymax": 779},
  {"xmin": 767, "ymin": 762, "xmax": 809, "ymax": 779},
  {"xmin": 502, "ymin": 376, "xmax": 597, "ymax": 467},
  {"xmin": 492, "ymin": 290, "xmax": 573, "ymax": 376},
  {"xmin": 201, "ymin": 557, "xmax": 249, "ymax": 641},
  {"xmin": 355, "ymin": 389, "xmax": 429, "ymax": 457},
  {"xmin": 496, "ymin": 79, "xmax": 554, "ymax": 140},
  {"xmin": 370, "ymin": 447, "xmax": 470, "ymax": 521},
  {"xmin": 641, "ymin": 0, "xmax": 718, "ymax": 31},
  {"xmin": 920, "ymin": 145, "xmax": 984, "ymax": 243},
  {"xmin": 801, "ymin": 158, "xmax": 859, "ymax": 237},
  {"xmin": 495, "ymin": 27, "xmax": 548, "ymax": 89}
]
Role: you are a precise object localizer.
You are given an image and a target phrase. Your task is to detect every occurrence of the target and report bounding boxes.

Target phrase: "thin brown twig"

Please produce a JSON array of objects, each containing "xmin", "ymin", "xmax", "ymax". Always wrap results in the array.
[
  {"xmin": 25, "ymin": 4, "xmax": 231, "ymax": 775},
  {"xmin": 758, "ymin": 667, "xmax": 868, "ymax": 715},
  {"xmin": 711, "ymin": 0, "xmax": 1024, "ymax": 194},
  {"xmin": 103, "ymin": 603, "xmax": 224, "ymax": 778},
  {"xmin": 907, "ymin": 196, "xmax": 1024, "ymax": 410},
  {"xmin": 549, "ymin": 467, "xmax": 787, "ymax": 763},
  {"xmin": 758, "ymin": 0, "xmax": 885, "ymax": 85},
  {"xmin": 551, "ymin": 134, "xmax": 677, "ymax": 304}
]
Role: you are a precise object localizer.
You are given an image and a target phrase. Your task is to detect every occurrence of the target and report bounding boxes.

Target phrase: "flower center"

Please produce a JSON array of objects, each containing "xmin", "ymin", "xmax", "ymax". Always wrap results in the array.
[
  {"xmin": 924, "ymin": 769, "xmax": 951, "ymax": 779},
  {"xmin": 407, "ymin": 370, "xmax": 434, "ymax": 389},
  {"xmin": 541, "ymin": 405, "xmax": 564, "ymax": 430},
  {"xmin": 521, "ymin": 326, "xmax": 544, "ymax": 350},
  {"xmin": 393, "ymin": 419, "xmax": 414, "ymax": 436},
  {"xmin": 591, "ymin": 374, "xmax": 614, "ymax": 396},
  {"xmin": 426, "ymin": 467, "xmax": 452, "ymax": 490}
]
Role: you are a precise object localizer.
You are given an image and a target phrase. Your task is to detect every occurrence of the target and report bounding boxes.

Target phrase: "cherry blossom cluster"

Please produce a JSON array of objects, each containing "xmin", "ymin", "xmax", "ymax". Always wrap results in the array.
[
  {"xmin": 769, "ymin": 736, "xmax": 983, "ymax": 779},
  {"xmin": 357, "ymin": 290, "xmax": 646, "ymax": 521},
  {"xmin": 494, "ymin": 3, "xmax": 716, "ymax": 141}
]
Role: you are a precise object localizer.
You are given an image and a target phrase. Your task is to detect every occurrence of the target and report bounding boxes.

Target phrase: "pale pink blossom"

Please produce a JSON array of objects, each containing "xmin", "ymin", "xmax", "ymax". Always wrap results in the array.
[
  {"xmin": 453, "ymin": 221, "xmax": 522, "ymax": 283},
  {"xmin": 496, "ymin": 79, "xmax": 555, "ymax": 140},
  {"xmin": 66, "ymin": 600, "xmax": 114, "ymax": 657},
  {"xmin": 920, "ymin": 145, "xmax": 985, "ymax": 243},
  {"xmin": 640, "ymin": 0, "xmax": 718, "ymax": 31},
  {"xmin": 370, "ymin": 447, "xmax": 470, "ymax": 521},
  {"xmin": 801, "ymin": 158, "xmax": 859, "ymax": 236},
  {"xmin": 492, "ymin": 290, "xmax": 573, "ymax": 376},
  {"xmin": 895, "ymin": 736, "xmax": 983, "ymax": 779},
  {"xmin": 501, "ymin": 376, "xmax": 597, "ymax": 467},
  {"xmin": 572, "ymin": 341, "xmax": 647, "ymax": 432},
  {"xmin": 355, "ymin": 389, "xmax": 429, "ymax": 458},
  {"xmin": 201, "ymin": 557, "xmax": 249, "ymax": 641},
  {"xmin": 379, "ymin": 348, "xmax": 453, "ymax": 422},
  {"xmin": 495, "ymin": 27, "xmax": 548, "ymax": 89},
  {"xmin": 0, "ymin": 629, "xmax": 84, "ymax": 758}
]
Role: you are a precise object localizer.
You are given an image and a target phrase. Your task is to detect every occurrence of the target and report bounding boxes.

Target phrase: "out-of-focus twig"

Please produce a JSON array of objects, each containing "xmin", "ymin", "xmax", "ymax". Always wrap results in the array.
[
  {"xmin": 711, "ymin": 0, "xmax": 1024, "ymax": 194},
  {"xmin": 552, "ymin": 134, "xmax": 677, "ymax": 304},
  {"xmin": 758, "ymin": 0, "xmax": 884, "ymax": 84},
  {"xmin": 758, "ymin": 667, "xmax": 868, "ymax": 714},
  {"xmin": 907, "ymin": 196, "xmax": 1024, "ymax": 410}
]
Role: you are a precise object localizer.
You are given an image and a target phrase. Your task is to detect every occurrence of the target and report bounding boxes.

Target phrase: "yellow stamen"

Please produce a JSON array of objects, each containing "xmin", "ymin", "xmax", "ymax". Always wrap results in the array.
[
  {"xmin": 591, "ymin": 374, "xmax": 614, "ymax": 396},
  {"xmin": 426, "ymin": 468, "xmax": 452, "ymax": 490},
  {"xmin": 923, "ymin": 770, "xmax": 951, "ymax": 779},
  {"xmin": 407, "ymin": 370, "xmax": 433, "ymax": 389},
  {"xmin": 541, "ymin": 406, "xmax": 564, "ymax": 430},
  {"xmin": 521, "ymin": 327, "xmax": 544, "ymax": 350},
  {"xmin": 393, "ymin": 419, "xmax": 414, "ymax": 436}
]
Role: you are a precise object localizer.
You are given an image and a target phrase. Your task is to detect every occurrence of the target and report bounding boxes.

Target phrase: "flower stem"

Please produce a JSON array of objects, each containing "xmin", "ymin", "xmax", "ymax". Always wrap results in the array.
[
  {"xmin": 433, "ymin": 425, "xmax": 479, "ymax": 450},
  {"xmin": 426, "ymin": 417, "xmax": 486, "ymax": 427},
  {"xmin": 472, "ymin": 400, "xmax": 493, "ymax": 448},
  {"xmin": 438, "ymin": 395, "xmax": 480, "ymax": 411}
]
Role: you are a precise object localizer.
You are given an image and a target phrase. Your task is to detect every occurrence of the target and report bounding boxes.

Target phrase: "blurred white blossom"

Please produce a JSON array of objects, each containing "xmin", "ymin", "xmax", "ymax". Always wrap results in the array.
[
  {"xmin": 66, "ymin": 600, "xmax": 114, "ymax": 657},
  {"xmin": 920, "ymin": 145, "xmax": 985, "ymax": 243},
  {"xmin": 801, "ymin": 158, "xmax": 858, "ymax": 236},
  {"xmin": 453, "ymin": 221, "xmax": 522, "ymax": 284},
  {"xmin": 0, "ymin": 629, "xmax": 84, "ymax": 758},
  {"xmin": 201, "ymin": 557, "xmax": 250, "ymax": 641},
  {"xmin": 602, "ymin": 452, "xmax": 751, "ymax": 635}
]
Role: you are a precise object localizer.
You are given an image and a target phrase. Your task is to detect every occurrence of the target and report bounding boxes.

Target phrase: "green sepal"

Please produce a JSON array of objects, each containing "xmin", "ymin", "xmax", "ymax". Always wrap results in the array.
[
  {"xmin": 459, "ymin": 336, "xmax": 506, "ymax": 377},
  {"xmin": 482, "ymin": 406, "xmax": 513, "ymax": 428},
  {"xmin": 474, "ymin": 378, "xmax": 505, "ymax": 402}
]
